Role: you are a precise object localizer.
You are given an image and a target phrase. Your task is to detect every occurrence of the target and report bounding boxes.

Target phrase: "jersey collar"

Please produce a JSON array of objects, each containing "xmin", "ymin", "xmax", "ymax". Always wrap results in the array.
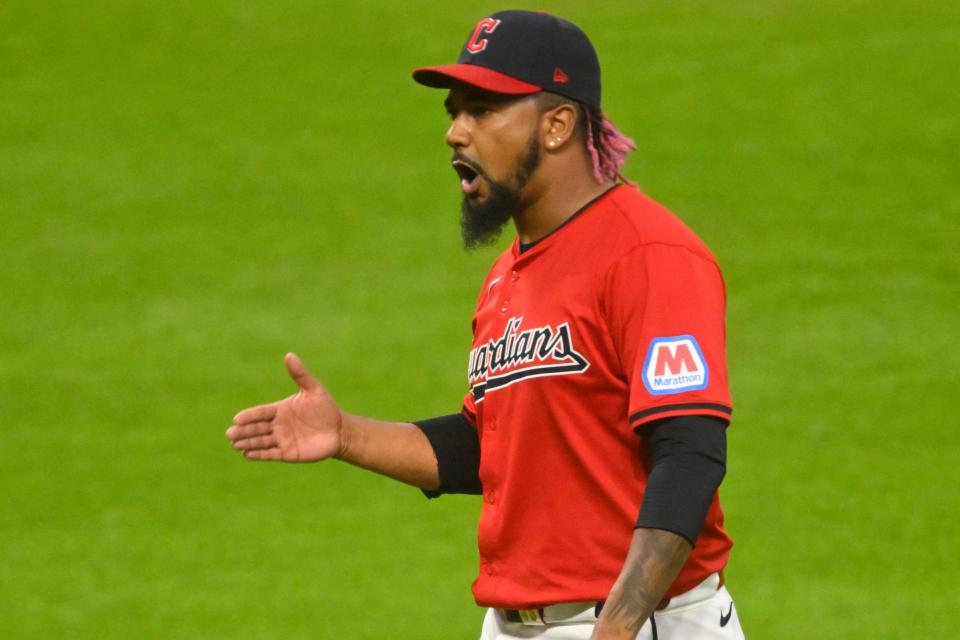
[{"xmin": 514, "ymin": 184, "xmax": 621, "ymax": 257}]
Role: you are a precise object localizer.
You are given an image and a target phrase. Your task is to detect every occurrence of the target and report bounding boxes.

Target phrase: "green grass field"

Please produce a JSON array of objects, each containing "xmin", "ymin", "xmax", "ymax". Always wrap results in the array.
[{"xmin": 2, "ymin": 1, "xmax": 958, "ymax": 638}]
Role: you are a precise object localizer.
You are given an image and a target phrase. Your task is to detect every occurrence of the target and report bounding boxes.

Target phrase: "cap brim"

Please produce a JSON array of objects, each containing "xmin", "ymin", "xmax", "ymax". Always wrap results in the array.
[{"xmin": 412, "ymin": 64, "xmax": 541, "ymax": 95}]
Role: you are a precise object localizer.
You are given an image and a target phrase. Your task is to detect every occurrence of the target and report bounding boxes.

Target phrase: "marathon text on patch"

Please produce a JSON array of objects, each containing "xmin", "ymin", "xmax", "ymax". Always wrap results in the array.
[
  {"xmin": 643, "ymin": 335, "xmax": 709, "ymax": 395},
  {"xmin": 469, "ymin": 316, "xmax": 590, "ymax": 401}
]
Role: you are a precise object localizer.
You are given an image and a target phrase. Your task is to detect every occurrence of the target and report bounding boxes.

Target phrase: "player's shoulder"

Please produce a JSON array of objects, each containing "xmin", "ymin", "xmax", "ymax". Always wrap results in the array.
[{"xmin": 598, "ymin": 185, "xmax": 719, "ymax": 265}]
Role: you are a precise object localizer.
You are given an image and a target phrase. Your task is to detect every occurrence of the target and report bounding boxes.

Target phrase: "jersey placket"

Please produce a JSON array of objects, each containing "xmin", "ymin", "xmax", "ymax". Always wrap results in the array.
[
  {"xmin": 476, "ymin": 254, "xmax": 524, "ymax": 581},
  {"xmin": 497, "ymin": 255, "xmax": 523, "ymax": 315}
]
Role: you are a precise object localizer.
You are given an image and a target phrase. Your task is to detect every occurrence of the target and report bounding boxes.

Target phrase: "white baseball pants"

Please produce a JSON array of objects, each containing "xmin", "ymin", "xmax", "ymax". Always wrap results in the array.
[{"xmin": 478, "ymin": 573, "xmax": 745, "ymax": 640}]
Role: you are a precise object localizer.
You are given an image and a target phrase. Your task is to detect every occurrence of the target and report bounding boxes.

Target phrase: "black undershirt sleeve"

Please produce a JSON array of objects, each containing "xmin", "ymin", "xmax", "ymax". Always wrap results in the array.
[
  {"xmin": 635, "ymin": 415, "xmax": 728, "ymax": 546},
  {"xmin": 413, "ymin": 413, "xmax": 482, "ymax": 498}
]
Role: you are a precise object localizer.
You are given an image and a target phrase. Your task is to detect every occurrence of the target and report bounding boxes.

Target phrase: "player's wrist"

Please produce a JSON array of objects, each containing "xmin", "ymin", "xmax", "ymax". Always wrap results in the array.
[
  {"xmin": 591, "ymin": 623, "xmax": 643, "ymax": 640},
  {"xmin": 332, "ymin": 411, "xmax": 352, "ymax": 461},
  {"xmin": 592, "ymin": 600, "xmax": 647, "ymax": 639}
]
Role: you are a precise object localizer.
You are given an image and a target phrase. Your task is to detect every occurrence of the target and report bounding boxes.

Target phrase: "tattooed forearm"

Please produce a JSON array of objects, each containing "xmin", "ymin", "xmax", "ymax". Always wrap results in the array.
[{"xmin": 590, "ymin": 528, "xmax": 692, "ymax": 639}]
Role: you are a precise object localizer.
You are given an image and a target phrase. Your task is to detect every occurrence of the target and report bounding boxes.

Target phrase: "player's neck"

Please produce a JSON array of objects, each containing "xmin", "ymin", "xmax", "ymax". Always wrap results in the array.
[{"xmin": 513, "ymin": 165, "xmax": 616, "ymax": 245}]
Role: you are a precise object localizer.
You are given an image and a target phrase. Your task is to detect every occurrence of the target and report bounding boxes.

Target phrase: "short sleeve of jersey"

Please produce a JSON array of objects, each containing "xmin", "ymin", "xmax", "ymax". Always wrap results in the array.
[{"xmin": 602, "ymin": 243, "xmax": 732, "ymax": 430}]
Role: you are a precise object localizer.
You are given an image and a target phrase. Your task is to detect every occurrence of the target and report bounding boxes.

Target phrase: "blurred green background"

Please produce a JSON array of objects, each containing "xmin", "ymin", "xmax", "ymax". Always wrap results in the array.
[{"xmin": 2, "ymin": 1, "xmax": 958, "ymax": 638}]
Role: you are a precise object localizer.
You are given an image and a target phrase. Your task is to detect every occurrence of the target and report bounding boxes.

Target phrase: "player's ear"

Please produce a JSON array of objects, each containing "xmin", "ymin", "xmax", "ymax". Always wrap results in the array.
[{"xmin": 541, "ymin": 102, "xmax": 578, "ymax": 151}]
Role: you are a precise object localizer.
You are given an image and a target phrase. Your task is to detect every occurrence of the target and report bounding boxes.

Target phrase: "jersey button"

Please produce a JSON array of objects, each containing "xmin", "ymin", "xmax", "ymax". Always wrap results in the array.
[
  {"xmin": 487, "ymin": 418, "xmax": 497, "ymax": 431},
  {"xmin": 510, "ymin": 270, "xmax": 519, "ymax": 282},
  {"xmin": 500, "ymin": 300, "xmax": 509, "ymax": 312},
  {"xmin": 485, "ymin": 490, "xmax": 496, "ymax": 505}
]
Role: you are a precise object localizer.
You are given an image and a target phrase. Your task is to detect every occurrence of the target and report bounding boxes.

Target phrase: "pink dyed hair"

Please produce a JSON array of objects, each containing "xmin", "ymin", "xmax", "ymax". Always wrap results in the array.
[{"xmin": 586, "ymin": 111, "xmax": 638, "ymax": 186}]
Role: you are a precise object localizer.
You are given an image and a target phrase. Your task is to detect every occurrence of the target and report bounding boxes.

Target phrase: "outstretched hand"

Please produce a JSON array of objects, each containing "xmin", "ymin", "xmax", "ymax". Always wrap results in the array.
[{"xmin": 226, "ymin": 353, "xmax": 343, "ymax": 463}]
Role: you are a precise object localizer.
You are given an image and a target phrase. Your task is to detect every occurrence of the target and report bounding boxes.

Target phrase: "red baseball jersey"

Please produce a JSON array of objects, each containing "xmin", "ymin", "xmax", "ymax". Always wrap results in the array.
[{"xmin": 462, "ymin": 185, "xmax": 733, "ymax": 609}]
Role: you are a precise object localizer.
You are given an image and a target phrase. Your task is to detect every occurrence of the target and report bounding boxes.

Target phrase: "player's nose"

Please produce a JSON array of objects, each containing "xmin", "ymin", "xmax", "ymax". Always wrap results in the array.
[{"xmin": 445, "ymin": 114, "xmax": 470, "ymax": 149}]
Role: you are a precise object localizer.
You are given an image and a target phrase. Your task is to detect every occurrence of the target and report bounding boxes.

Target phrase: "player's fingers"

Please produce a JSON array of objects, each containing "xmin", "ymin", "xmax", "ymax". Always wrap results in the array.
[
  {"xmin": 226, "ymin": 421, "xmax": 273, "ymax": 441},
  {"xmin": 232, "ymin": 402, "xmax": 279, "ymax": 425},
  {"xmin": 285, "ymin": 352, "xmax": 320, "ymax": 392},
  {"xmin": 243, "ymin": 447, "xmax": 284, "ymax": 462},
  {"xmin": 232, "ymin": 434, "xmax": 278, "ymax": 452}
]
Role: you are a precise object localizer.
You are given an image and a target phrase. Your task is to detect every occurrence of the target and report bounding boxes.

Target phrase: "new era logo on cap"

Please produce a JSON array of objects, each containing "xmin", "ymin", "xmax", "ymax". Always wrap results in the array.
[{"xmin": 642, "ymin": 335, "xmax": 709, "ymax": 395}]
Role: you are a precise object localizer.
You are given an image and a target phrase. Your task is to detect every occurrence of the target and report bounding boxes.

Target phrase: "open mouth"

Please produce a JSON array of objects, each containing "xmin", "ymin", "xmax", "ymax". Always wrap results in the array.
[{"xmin": 452, "ymin": 158, "xmax": 483, "ymax": 195}]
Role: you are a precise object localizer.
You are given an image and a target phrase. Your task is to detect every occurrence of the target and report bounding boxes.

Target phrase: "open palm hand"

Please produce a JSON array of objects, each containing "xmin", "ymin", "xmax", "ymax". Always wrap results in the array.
[{"xmin": 226, "ymin": 353, "xmax": 343, "ymax": 463}]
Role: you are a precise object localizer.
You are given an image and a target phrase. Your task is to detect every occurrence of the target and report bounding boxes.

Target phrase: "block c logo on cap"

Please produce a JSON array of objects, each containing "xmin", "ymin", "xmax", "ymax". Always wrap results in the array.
[
  {"xmin": 466, "ymin": 18, "xmax": 501, "ymax": 54},
  {"xmin": 642, "ymin": 335, "xmax": 708, "ymax": 395}
]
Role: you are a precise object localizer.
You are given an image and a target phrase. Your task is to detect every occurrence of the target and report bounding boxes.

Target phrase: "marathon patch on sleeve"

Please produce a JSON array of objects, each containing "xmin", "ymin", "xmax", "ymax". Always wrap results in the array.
[{"xmin": 642, "ymin": 335, "xmax": 708, "ymax": 395}]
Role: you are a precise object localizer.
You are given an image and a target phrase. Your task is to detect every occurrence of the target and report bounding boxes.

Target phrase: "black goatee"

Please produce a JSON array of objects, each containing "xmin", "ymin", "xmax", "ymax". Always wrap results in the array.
[{"xmin": 460, "ymin": 134, "xmax": 541, "ymax": 251}]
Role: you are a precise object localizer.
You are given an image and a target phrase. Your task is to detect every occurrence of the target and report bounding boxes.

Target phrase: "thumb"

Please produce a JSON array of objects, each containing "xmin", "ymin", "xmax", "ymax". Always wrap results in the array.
[{"xmin": 285, "ymin": 352, "xmax": 320, "ymax": 391}]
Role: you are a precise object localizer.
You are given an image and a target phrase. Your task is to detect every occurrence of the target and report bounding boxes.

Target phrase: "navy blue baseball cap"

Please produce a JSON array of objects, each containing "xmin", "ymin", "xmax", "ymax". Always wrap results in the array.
[{"xmin": 413, "ymin": 10, "xmax": 602, "ymax": 109}]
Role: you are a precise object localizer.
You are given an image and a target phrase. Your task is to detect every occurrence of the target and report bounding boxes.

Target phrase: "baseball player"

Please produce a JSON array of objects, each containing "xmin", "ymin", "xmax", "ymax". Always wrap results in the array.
[{"xmin": 227, "ymin": 10, "xmax": 745, "ymax": 640}]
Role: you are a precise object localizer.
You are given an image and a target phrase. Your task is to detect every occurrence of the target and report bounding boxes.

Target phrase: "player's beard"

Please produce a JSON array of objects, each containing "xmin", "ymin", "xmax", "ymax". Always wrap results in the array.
[{"xmin": 460, "ymin": 133, "xmax": 541, "ymax": 251}]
